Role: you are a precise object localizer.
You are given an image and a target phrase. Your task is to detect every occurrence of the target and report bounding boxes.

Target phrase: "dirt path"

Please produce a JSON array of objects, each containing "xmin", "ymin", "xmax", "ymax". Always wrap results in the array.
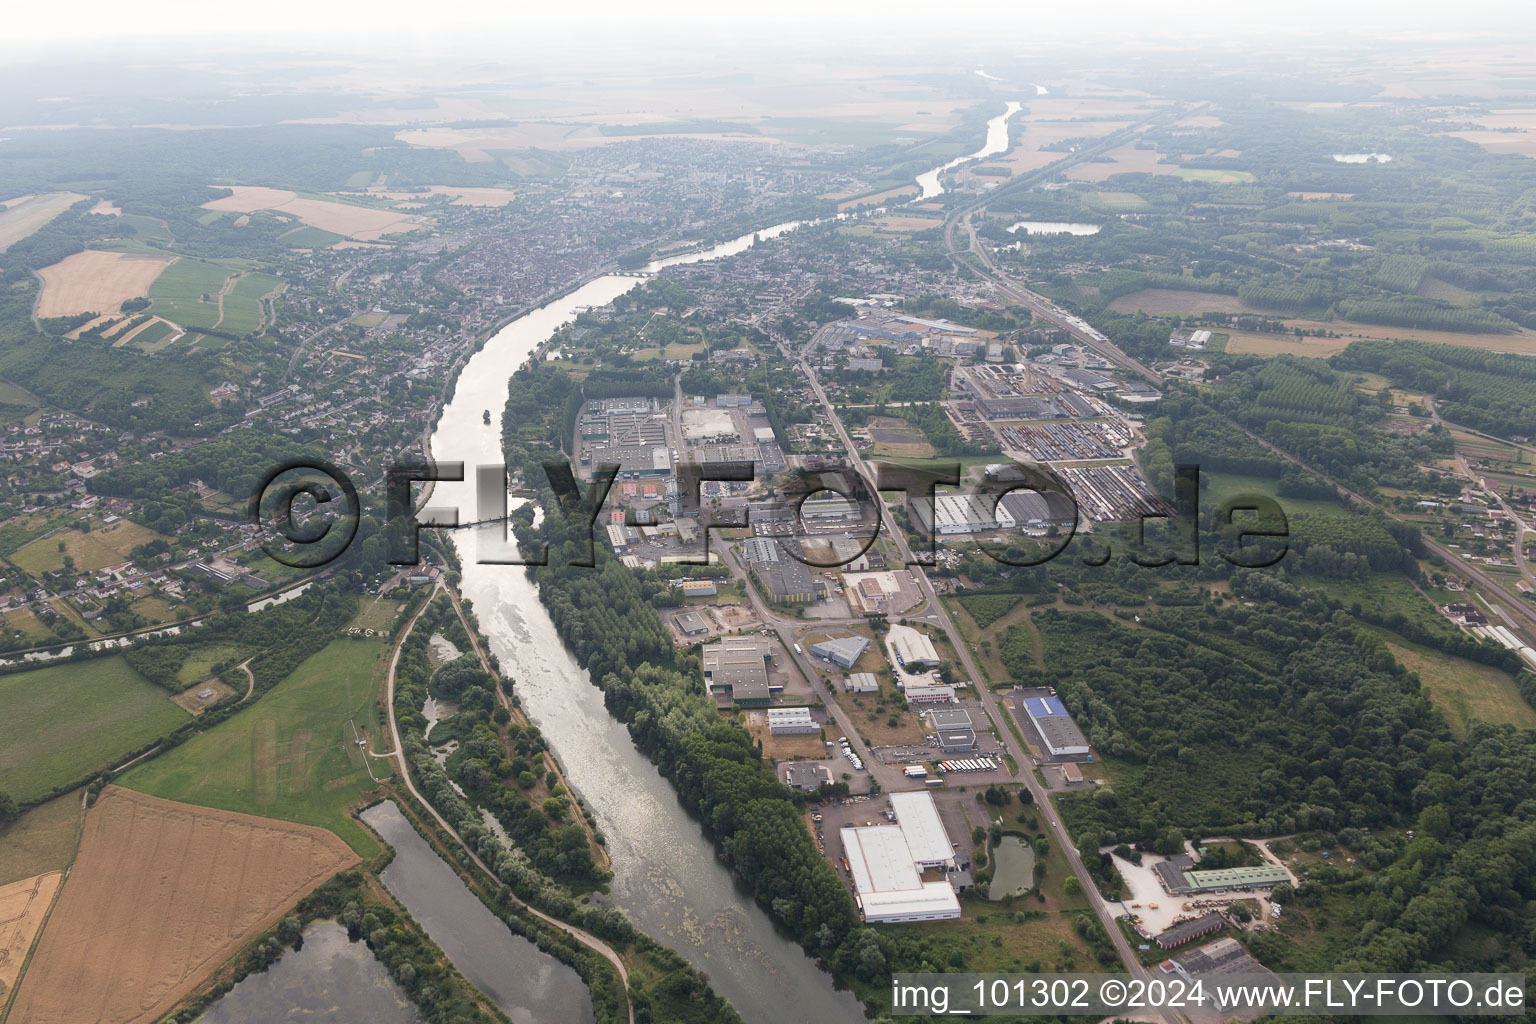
[
  {"xmin": 236, "ymin": 658, "xmax": 255, "ymax": 702},
  {"xmin": 210, "ymin": 273, "xmax": 238, "ymax": 330},
  {"xmin": 383, "ymin": 583, "xmax": 635, "ymax": 1024}
]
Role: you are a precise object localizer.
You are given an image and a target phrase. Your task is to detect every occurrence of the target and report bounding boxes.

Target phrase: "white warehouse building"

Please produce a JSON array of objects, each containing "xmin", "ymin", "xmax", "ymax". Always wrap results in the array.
[
  {"xmin": 841, "ymin": 791, "xmax": 961, "ymax": 924},
  {"xmin": 767, "ymin": 707, "xmax": 819, "ymax": 734}
]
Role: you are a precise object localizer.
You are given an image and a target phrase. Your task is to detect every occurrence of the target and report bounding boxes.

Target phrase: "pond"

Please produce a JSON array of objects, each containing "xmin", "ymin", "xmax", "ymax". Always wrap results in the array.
[
  {"xmin": 986, "ymin": 836, "xmax": 1037, "ymax": 899},
  {"xmin": 1009, "ymin": 221, "xmax": 1101, "ymax": 236},
  {"xmin": 361, "ymin": 800, "xmax": 594, "ymax": 1024},
  {"xmin": 195, "ymin": 920, "xmax": 421, "ymax": 1024}
]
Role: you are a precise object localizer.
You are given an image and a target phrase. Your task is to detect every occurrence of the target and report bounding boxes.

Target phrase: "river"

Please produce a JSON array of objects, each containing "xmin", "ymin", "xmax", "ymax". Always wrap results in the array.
[
  {"xmin": 418, "ymin": 117, "xmax": 1020, "ymax": 1019},
  {"xmin": 914, "ymin": 100, "xmax": 1022, "ymax": 200},
  {"xmin": 424, "ymin": 229, "xmax": 865, "ymax": 1023}
]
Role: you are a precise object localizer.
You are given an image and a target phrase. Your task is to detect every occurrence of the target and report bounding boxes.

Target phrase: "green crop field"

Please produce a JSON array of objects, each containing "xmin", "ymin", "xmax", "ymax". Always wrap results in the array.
[
  {"xmin": 148, "ymin": 258, "xmax": 233, "ymax": 331},
  {"xmin": 121, "ymin": 637, "xmax": 393, "ymax": 856},
  {"xmin": 0, "ymin": 656, "xmax": 189, "ymax": 804},
  {"xmin": 280, "ymin": 225, "xmax": 345, "ymax": 249},
  {"xmin": 128, "ymin": 319, "xmax": 177, "ymax": 350},
  {"xmin": 1172, "ymin": 167, "xmax": 1256, "ymax": 184},
  {"xmin": 218, "ymin": 272, "xmax": 282, "ymax": 334}
]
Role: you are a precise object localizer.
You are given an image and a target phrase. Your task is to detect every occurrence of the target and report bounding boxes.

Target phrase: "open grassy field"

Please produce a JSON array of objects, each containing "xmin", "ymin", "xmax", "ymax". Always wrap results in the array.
[
  {"xmin": 8, "ymin": 786, "xmax": 356, "ymax": 1024},
  {"xmin": 0, "ymin": 792, "xmax": 82, "ymax": 888},
  {"xmin": 832, "ymin": 690, "xmax": 924, "ymax": 746},
  {"xmin": 172, "ymin": 641, "xmax": 252, "ymax": 688},
  {"xmin": 0, "ymin": 193, "xmax": 86, "ymax": 250},
  {"xmin": 10, "ymin": 518, "xmax": 159, "ymax": 576},
  {"xmin": 147, "ymin": 257, "xmax": 235, "ymax": 332},
  {"xmin": 1089, "ymin": 190, "xmax": 1150, "ymax": 211},
  {"xmin": 1225, "ymin": 319, "xmax": 1536, "ymax": 358},
  {"xmin": 1200, "ymin": 470, "xmax": 1344, "ymax": 517},
  {"xmin": 835, "ymin": 184, "xmax": 918, "ymax": 210},
  {"xmin": 121, "ymin": 637, "xmax": 393, "ymax": 857},
  {"xmin": 1107, "ymin": 288, "xmax": 1270, "ymax": 316},
  {"xmin": 1384, "ymin": 639, "xmax": 1536, "ymax": 737},
  {"xmin": 1172, "ymin": 167, "xmax": 1257, "ymax": 183},
  {"xmin": 201, "ymin": 185, "xmax": 426, "ymax": 241},
  {"xmin": 34, "ymin": 250, "xmax": 174, "ymax": 318},
  {"xmin": 1220, "ymin": 331, "xmax": 1357, "ymax": 358},
  {"xmin": 0, "ymin": 656, "xmax": 189, "ymax": 804}
]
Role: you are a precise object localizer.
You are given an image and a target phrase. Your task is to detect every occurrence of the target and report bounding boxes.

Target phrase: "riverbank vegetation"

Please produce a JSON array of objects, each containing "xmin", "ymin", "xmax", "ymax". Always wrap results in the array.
[{"xmin": 389, "ymin": 589, "xmax": 746, "ymax": 1024}]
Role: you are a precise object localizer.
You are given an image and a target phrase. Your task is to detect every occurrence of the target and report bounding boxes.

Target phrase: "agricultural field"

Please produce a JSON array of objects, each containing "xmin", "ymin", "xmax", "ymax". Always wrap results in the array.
[
  {"xmin": 0, "ymin": 792, "xmax": 82, "ymax": 889},
  {"xmin": 0, "ymin": 869, "xmax": 62, "ymax": 998},
  {"xmin": 1065, "ymin": 143, "xmax": 1176, "ymax": 181},
  {"xmin": 1170, "ymin": 167, "xmax": 1256, "ymax": 183},
  {"xmin": 277, "ymin": 224, "xmax": 345, "ymax": 248},
  {"xmin": 9, "ymin": 518, "xmax": 160, "ymax": 576},
  {"xmin": 7, "ymin": 786, "xmax": 356, "ymax": 1024},
  {"xmin": 1220, "ymin": 331, "xmax": 1359, "ymax": 358},
  {"xmin": 1107, "ymin": 289, "xmax": 1270, "ymax": 316},
  {"xmin": 121, "ymin": 636, "xmax": 393, "ymax": 856},
  {"xmin": 218, "ymin": 272, "xmax": 283, "ymax": 334},
  {"xmin": 33, "ymin": 250, "xmax": 175, "ymax": 318},
  {"xmin": 0, "ymin": 193, "xmax": 86, "ymax": 250},
  {"xmin": 1089, "ymin": 191, "xmax": 1149, "ymax": 211},
  {"xmin": 996, "ymin": 120, "xmax": 1130, "ymax": 176},
  {"xmin": 1221, "ymin": 319, "xmax": 1536, "ymax": 358},
  {"xmin": 362, "ymin": 184, "xmax": 518, "ymax": 206},
  {"xmin": 114, "ymin": 317, "xmax": 179, "ymax": 351},
  {"xmin": 200, "ymin": 186, "xmax": 426, "ymax": 241},
  {"xmin": 146, "ymin": 258, "xmax": 237, "ymax": 332},
  {"xmin": 835, "ymin": 184, "xmax": 918, "ymax": 210},
  {"xmin": 0, "ymin": 656, "xmax": 189, "ymax": 804}
]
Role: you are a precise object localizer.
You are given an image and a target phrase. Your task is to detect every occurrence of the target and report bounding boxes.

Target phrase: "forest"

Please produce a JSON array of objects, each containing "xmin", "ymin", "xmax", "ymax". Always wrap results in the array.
[{"xmin": 1333, "ymin": 338, "xmax": 1536, "ymax": 438}]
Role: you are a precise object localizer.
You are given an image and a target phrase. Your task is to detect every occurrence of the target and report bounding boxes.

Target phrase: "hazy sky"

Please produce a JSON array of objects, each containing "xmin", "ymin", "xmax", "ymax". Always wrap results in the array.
[{"xmin": 10, "ymin": 0, "xmax": 1536, "ymax": 49}]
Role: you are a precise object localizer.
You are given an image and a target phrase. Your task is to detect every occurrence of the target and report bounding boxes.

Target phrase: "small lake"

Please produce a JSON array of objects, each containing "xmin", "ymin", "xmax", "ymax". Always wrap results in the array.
[
  {"xmin": 1009, "ymin": 221, "xmax": 1101, "ymax": 236},
  {"xmin": 361, "ymin": 800, "xmax": 594, "ymax": 1024},
  {"xmin": 986, "ymin": 836, "xmax": 1037, "ymax": 899},
  {"xmin": 1333, "ymin": 153, "xmax": 1393, "ymax": 163},
  {"xmin": 195, "ymin": 920, "xmax": 421, "ymax": 1024}
]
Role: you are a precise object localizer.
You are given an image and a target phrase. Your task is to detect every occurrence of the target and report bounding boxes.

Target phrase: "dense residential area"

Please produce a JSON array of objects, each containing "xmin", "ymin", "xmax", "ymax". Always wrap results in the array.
[{"xmin": 2, "ymin": 15, "xmax": 1536, "ymax": 1024}]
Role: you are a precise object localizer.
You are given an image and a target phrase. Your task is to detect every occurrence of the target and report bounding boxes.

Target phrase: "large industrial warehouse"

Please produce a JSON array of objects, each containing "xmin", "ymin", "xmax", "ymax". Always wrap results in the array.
[
  {"xmin": 841, "ymin": 791, "xmax": 961, "ymax": 924},
  {"xmin": 1023, "ymin": 696, "xmax": 1090, "ymax": 758}
]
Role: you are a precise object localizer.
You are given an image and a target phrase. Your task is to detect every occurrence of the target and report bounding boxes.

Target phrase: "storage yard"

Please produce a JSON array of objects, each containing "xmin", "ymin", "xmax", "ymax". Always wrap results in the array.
[
  {"xmin": 996, "ymin": 419, "xmax": 1130, "ymax": 462},
  {"xmin": 1059, "ymin": 465, "xmax": 1175, "ymax": 522}
]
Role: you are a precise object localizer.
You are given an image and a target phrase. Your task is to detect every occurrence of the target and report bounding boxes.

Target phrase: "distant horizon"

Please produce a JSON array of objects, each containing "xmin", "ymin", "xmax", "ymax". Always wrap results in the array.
[{"xmin": 10, "ymin": 0, "xmax": 1536, "ymax": 52}]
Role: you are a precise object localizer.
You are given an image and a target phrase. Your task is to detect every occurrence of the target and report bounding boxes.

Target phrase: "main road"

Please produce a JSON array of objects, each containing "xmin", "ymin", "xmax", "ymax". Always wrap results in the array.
[{"xmin": 763, "ymin": 344, "xmax": 1168, "ymax": 1006}]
